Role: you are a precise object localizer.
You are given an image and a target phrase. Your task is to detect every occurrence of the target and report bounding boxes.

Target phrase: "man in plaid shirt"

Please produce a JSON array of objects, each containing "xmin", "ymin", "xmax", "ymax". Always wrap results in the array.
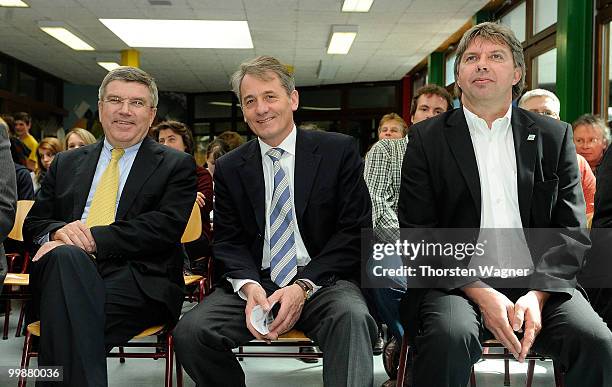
[{"xmin": 364, "ymin": 84, "xmax": 452, "ymax": 387}]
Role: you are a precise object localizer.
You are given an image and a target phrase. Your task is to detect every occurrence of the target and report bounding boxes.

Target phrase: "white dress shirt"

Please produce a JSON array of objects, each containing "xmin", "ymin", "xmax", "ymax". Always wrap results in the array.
[
  {"xmin": 464, "ymin": 105, "xmax": 533, "ymax": 272},
  {"xmin": 228, "ymin": 126, "xmax": 317, "ymax": 298}
]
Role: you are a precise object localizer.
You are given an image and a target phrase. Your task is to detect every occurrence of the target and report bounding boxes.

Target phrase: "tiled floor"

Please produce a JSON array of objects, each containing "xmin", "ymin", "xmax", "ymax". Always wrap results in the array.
[{"xmin": 0, "ymin": 300, "xmax": 557, "ymax": 386}]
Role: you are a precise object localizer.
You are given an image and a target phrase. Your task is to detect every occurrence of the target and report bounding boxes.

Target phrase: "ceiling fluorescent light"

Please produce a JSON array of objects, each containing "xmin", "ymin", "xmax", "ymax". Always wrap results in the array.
[
  {"xmin": 327, "ymin": 25, "xmax": 358, "ymax": 55},
  {"xmin": 97, "ymin": 61, "xmax": 121, "ymax": 72},
  {"xmin": 38, "ymin": 22, "xmax": 94, "ymax": 51},
  {"xmin": 0, "ymin": 0, "xmax": 29, "ymax": 7},
  {"xmin": 99, "ymin": 19, "xmax": 253, "ymax": 49},
  {"xmin": 317, "ymin": 60, "xmax": 340, "ymax": 80},
  {"xmin": 342, "ymin": 0, "xmax": 373, "ymax": 12}
]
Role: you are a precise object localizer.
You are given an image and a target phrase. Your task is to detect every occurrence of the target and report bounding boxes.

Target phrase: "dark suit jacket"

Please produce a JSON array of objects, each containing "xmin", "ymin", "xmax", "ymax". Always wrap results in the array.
[
  {"xmin": 212, "ymin": 128, "xmax": 371, "ymax": 287},
  {"xmin": 0, "ymin": 122, "xmax": 17, "ymax": 290},
  {"xmin": 24, "ymin": 136, "xmax": 197, "ymax": 322},
  {"xmin": 398, "ymin": 107, "xmax": 590, "ymax": 337}
]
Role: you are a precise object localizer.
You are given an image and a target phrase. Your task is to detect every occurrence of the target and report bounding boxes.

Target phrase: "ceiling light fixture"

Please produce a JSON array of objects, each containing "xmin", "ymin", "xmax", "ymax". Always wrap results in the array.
[
  {"xmin": 341, "ymin": 0, "xmax": 373, "ymax": 12},
  {"xmin": 0, "ymin": 0, "xmax": 29, "ymax": 7},
  {"xmin": 327, "ymin": 25, "xmax": 358, "ymax": 55},
  {"xmin": 99, "ymin": 19, "xmax": 253, "ymax": 49},
  {"xmin": 38, "ymin": 21, "xmax": 94, "ymax": 51},
  {"xmin": 97, "ymin": 61, "xmax": 121, "ymax": 72}
]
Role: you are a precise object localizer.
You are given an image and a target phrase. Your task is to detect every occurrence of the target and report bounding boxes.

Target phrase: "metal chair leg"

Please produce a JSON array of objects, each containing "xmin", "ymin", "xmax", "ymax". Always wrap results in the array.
[
  {"xmin": 3, "ymin": 300, "xmax": 10, "ymax": 340},
  {"xmin": 18, "ymin": 330, "xmax": 33, "ymax": 387},
  {"xmin": 119, "ymin": 346, "xmax": 126, "ymax": 363},
  {"xmin": 16, "ymin": 301, "xmax": 27, "ymax": 337},
  {"xmin": 503, "ymin": 348, "xmax": 511, "ymax": 386},
  {"xmin": 176, "ymin": 354, "xmax": 184, "ymax": 387},
  {"xmin": 525, "ymin": 359, "xmax": 535, "ymax": 387},
  {"xmin": 165, "ymin": 333, "xmax": 174, "ymax": 387}
]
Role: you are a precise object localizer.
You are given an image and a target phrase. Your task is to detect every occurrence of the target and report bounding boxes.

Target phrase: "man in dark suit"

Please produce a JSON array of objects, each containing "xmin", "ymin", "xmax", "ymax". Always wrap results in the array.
[
  {"xmin": 0, "ymin": 118, "xmax": 17, "ymax": 292},
  {"xmin": 174, "ymin": 56, "xmax": 377, "ymax": 387},
  {"xmin": 398, "ymin": 22, "xmax": 612, "ymax": 386},
  {"xmin": 24, "ymin": 67, "xmax": 196, "ymax": 387}
]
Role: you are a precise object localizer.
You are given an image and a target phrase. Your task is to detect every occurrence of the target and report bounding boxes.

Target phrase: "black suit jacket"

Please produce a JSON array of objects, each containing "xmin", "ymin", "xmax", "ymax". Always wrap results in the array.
[
  {"xmin": 398, "ymin": 107, "xmax": 590, "ymax": 336},
  {"xmin": 212, "ymin": 128, "xmax": 372, "ymax": 287},
  {"xmin": 24, "ymin": 136, "xmax": 197, "ymax": 322}
]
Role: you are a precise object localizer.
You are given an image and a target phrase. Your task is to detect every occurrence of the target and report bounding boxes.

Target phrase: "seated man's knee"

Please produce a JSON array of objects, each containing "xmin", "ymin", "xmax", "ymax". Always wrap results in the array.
[
  {"xmin": 39, "ymin": 244, "xmax": 91, "ymax": 267},
  {"xmin": 421, "ymin": 315, "xmax": 480, "ymax": 357}
]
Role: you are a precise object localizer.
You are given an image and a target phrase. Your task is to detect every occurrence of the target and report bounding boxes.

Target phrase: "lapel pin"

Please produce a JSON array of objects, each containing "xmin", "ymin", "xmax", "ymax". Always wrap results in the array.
[{"xmin": 527, "ymin": 134, "xmax": 535, "ymax": 141}]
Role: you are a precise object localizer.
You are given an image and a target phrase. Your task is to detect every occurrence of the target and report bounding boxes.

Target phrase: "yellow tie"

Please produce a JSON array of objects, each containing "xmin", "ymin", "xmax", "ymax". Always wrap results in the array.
[{"xmin": 87, "ymin": 148, "xmax": 125, "ymax": 227}]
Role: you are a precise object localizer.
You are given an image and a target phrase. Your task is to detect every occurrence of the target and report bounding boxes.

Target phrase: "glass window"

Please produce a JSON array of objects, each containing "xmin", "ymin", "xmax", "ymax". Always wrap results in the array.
[
  {"xmin": 298, "ymin": 89, "xmax": 341, "ymax": 112},
  {"xmin": 194, "ymin": 93, "xmax": 233, "ymax": 119},
  {"xmin": 193, "ymin": 122, "xmax": 211, "ymax": 135},
  {"xmin": 18, "ymin": 71, "xmax": 37, "ymax": 100},
  {"xmin": 532, "ymin": 48, "xmax": 557, "ymax": 93},
  {"xmin": 500, "ymin": 2, "xmax": 526, "ymax": 43},
  {"xmin": 42, "ymin": 81, "xmax": 58, "ymax": 106},
  {"xmin": 348, "ymin": 85, "xmax": 397, "ymax": 109},
  {"xmin": 445, "ymin": 52, "xmax": 456, "ymax": 86},
  {"xmin": 412, "ymin": 71, "xmax": 426, "ymax": 95},
  {"xmin": 533, "ymin": 0, "xmax": 557, "ymax": 34}
]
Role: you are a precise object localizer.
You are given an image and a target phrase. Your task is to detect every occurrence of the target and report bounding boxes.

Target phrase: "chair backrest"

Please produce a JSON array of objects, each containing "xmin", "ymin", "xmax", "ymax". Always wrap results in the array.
[
  {"xmin": 181, "ymin": 201, "xmax": 202, "ymax": 243},
  {"xmin": 8, "ymin": 200, "xmax": 35, "ymax": 242}
]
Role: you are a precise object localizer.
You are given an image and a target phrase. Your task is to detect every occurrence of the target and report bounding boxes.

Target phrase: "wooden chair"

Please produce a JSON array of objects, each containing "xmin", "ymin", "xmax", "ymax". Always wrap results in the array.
[
  {"xmin": 19, "ymin": 321, "xmax": 182, "ymax": 387},
  {"xmin": 18, "ymin": 201, "xmax": 206, "ymax": 387},
  {"xmin": 396, "ymin": 334, "xmax": 565, "ymax": 387},
  {"xmin": 3, "ymin": 200, "xmax": 35, "ymax": 340},
  {"xmin": 236, "ymin": 329, "xmax": 323, "ymax": 361}
]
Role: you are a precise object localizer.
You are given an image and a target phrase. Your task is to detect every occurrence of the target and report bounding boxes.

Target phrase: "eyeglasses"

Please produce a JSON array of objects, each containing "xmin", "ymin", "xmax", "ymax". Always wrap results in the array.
[
  {"xmin": 103, "ymin": 96, "xmax": 150, "ymax": 109},
  {"xmin": 575, "ymin": 138, "xmax": 603, "ymax": 146},
  {"xmin": 530, "ymin": 109, "xmax": 558, "ymax": 118}
]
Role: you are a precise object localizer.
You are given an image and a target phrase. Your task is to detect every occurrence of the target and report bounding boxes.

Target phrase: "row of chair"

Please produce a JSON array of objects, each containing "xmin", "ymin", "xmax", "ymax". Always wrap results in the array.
[{"xmin": 3, "ymin": 200, "xmax": 565, "ymax": 386}]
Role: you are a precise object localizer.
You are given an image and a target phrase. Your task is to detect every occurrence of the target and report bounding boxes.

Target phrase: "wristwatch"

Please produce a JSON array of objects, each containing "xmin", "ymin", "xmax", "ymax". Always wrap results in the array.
[{"xmin": 294, "ymin": 279, "xmax": 314, "ymax": 301}]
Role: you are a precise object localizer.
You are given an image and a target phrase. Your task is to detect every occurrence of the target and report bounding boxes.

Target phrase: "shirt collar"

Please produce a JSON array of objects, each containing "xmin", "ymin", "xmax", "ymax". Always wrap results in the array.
[
  {"xmin": 258, "ymin": 125, "xmax": 297, "ymax": 159},
  {"xmin": 463, "ymin": 104, "xmax": 512, "ymax": 133},
  {"xmin": 102, "ymin": 137, "xmax": 142, "ymax": 156}
]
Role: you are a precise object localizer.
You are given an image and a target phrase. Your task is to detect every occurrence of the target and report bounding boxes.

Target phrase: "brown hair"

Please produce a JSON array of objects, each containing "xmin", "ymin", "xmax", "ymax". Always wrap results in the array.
[
  {"xmin": 454, "ymin": 22, "xmax": 526, "ymax": 100},
  {"xmin": 150, "ymin": 120, "xmax": 195, "ymax": 155},
  {"xmin": 410, "ymin": 84, "xmax": 454, "ymax": 116},
  {"xmin": 230, "ymin": 56, "xmax": 295, "ymax": 103},
  {"xmin": 216, "ymin": 131, "xmax": 245, "ymax": 151},
  {"xmin": 13, "ymin": 112, "xmax": 31, "ymax": 125},
  {"xmin": 206, "ymin": 138, "xmax": 230, "ymax": 162},
  {"xmin": 36, "ymin": 136, "xmax": 63, "ymax": 179},
  {"xmin": 378, "ymin": 113, "xmax": 408, "ymax": 136}
]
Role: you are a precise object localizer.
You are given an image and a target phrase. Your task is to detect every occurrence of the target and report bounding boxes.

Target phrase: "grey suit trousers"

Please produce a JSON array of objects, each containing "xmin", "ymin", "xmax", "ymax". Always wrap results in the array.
[{"xmin": 174, "ymin": 279, "xmax": 377, "ymax": 387}]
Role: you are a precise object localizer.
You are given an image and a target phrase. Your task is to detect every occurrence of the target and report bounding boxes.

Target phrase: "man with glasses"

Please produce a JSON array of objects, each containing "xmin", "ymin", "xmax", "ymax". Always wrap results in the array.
[
  {"xmin": 572, "ymin": 114, "xmax": 611, "ymax": 176},
  {"xmin": 519, "ymin": 89, "xmax": 596, "ymax": 214},
  {"xmin": 24, "ymin": 66, "xmax": 196, "ymax": 387}
]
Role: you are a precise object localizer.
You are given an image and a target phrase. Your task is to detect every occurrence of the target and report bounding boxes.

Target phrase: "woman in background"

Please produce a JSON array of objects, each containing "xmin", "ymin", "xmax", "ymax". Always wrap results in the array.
[
  {"xmin": 33, "ymin": 137, "xmax": 62, "ymax": 193},
  {"xmin": 65, "ymin": 128, "xmax": 96, "ymax": 150},
  {"xmin": 151, "ymin": 120, "xmax": 213, "ymax": 268}
]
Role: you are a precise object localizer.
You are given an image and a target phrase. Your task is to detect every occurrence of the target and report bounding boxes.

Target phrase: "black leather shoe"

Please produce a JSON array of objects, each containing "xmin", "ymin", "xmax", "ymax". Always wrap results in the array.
[{"xmin": 298, "ymin": 346, "xmax": 319, "ymax": 363}]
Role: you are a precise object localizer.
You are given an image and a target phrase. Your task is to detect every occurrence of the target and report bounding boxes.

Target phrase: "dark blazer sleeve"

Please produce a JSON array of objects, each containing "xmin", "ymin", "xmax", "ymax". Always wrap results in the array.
[
  {"xmin": 300, "ymin": 136, "xmax": 372, "ymax": 284},
  {"xmin": 529, "ymin": 122, "xmax": 590, "ymax": 294},
  {"xmin": 23, "ymin": 147, "xmax": 67, "ymax": 241},
  {"xmin": 212, "ymin": 155, "xmax": 262, "ymax": 282},
  {"xmin": 0, "ymin": 121, "xmax": 17, "ymax": 286},
  {"xmin": 90, "ymin": 152, "xmax": 196, "ymax": 261}
]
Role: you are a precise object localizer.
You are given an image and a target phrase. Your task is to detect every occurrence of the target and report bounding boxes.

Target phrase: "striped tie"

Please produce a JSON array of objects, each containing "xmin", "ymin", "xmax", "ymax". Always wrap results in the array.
[
  {"xmin": 267, "ymin": 148, "xmax": 298, "ymax": 287},
  {"xmin": 86, "ymin": 148, "xmax": 124, "ymax": 227}
]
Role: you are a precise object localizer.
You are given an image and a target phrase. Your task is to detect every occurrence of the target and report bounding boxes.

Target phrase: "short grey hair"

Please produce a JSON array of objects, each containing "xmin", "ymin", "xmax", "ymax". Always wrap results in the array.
[
  {"xmin": 98, "ymin": 66, "xmax": 159, "ymax": 107},
  {"xmin": 230, "ymin": 56, "xmax": 295, "ymax": 104},
  {"xmin": 454, "ymin": 22, "xmax": 526, "ymax": 100},
  {"xmin": 572, "ymin": 114, "xmax": 611, "ymax": 146},
  {"xmin": 518, "ymin": 89, "xmax": 561, "ymax": 115}
]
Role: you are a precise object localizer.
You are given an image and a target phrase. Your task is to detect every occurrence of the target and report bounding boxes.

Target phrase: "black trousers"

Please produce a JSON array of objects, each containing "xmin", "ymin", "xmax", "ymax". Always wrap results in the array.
[
  {"xmin": 402, "ymin": 288, "xmax": 612, "ymax": 387},
  {"xmin": 174, "ymin": 278, "xmax": 378, "ymax": 387},
  {"xmin": 30, "ymin": 245, "xmax": 167, "ymax": 387}
]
